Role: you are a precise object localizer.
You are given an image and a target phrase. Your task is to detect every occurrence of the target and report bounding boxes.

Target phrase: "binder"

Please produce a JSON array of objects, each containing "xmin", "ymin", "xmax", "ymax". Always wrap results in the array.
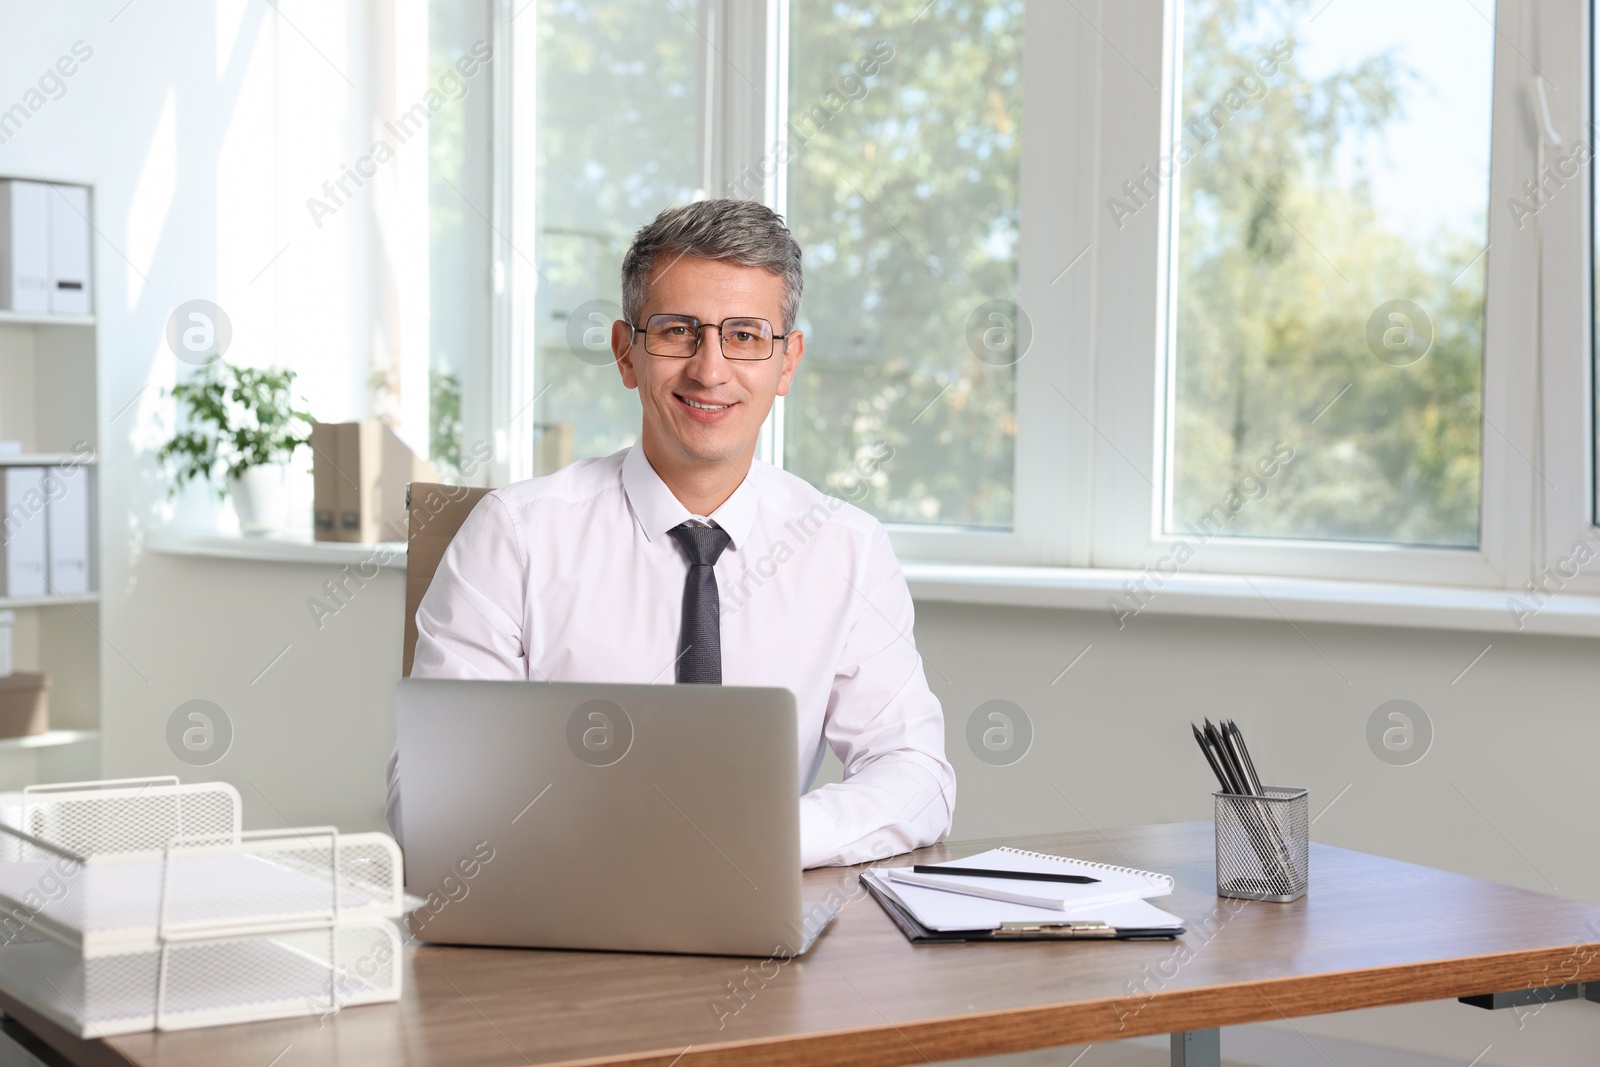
[
  {"xmin": 0, "ymin": 180, "xmax": 50, "ymax": 313},
  {"xmin": 862, "ymin": 848, "xmax": 1184, "ymax": 942},
  {"xmin": 43, "ymin": 467, "xmax": 90, "ymax": 595},
  {"xmin": 0, "ymin": 181, "xmax": 92, "ymax": 315},
  {"xmin": 47, "ymin": 183, "xmax": 91, "ymax": 314},
  {"xmin": 0, "ymin": 468, "xmax": 47, "ymax": 597}
]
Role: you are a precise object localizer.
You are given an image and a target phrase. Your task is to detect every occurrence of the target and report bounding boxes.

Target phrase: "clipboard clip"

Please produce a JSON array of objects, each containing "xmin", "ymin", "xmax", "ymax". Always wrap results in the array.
[{"xmin": 992, "ymin": 921, "xmax": 1117, "ymax": 939}]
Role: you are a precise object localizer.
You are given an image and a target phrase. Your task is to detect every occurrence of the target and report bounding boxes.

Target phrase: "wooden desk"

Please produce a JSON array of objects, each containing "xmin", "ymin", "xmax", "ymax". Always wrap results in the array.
[{"xmin": 8, "ymin": 822, "xmax": 1600, "ymax": 1067}]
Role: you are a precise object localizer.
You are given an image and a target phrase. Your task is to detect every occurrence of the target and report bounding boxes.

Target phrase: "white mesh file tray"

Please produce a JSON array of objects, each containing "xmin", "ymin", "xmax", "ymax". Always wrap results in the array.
[
  {"xmin": 0, "ymin": 777, "xmax": 404, "ymax": 1035},
  {"xmin": 0, "ymin": 919, "xmax": 402, "ymax": 1036}
]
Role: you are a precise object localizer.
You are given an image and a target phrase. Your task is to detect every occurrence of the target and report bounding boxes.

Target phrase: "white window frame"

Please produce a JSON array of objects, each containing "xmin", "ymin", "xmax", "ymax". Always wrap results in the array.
[
  {"xmin": 479, "ymin": 0, "xmax": 1597, "ymax": 608},
  {"xmin": 1537, "ymin": 0, "xmax": 1600, "ymax": 595},
  {"xmin": 1088, "ymin": 0, "xmax": 1543, "ymax": 589}
]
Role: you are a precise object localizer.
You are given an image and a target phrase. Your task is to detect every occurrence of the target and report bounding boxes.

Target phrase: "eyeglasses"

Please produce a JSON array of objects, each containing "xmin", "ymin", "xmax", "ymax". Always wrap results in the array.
[{"xmin": 630, "ymin": 314, "xmax": 789, "ymax": 361}]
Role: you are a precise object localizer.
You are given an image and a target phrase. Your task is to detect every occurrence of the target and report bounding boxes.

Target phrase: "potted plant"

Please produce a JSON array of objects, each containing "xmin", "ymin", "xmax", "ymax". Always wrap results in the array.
[{"xmin": 158, "ymin": 362, "xmax": 313, "ymax": 535}]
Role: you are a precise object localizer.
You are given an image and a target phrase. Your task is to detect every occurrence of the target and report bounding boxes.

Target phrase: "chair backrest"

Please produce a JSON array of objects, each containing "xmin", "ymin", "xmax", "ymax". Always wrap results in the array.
[{"xmin": 404, "ymin": 482, "xmax": 492, "ymax": 676}]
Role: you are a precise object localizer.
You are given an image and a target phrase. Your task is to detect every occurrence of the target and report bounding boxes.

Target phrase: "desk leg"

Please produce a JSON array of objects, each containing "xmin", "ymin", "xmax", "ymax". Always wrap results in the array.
[
  {"xmin": 1171, "ymin": 1028, "xmax": 1220, "ymax": 1067},
  {"xmin": 1459, "ymin": 985, "xmax": 1583, "ymax": 1010}
]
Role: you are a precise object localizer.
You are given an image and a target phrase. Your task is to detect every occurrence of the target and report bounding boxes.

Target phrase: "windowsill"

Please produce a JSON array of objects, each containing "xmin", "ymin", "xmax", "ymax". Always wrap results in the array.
[
  {"xmin": 903, "ymin": 563, "xmax": 1600, "ymax": 638},
  {"xmin": 146, "ymin": 529, "xmax": 406, "ymax": 571},
  {"xmin": 143, "ymin": 529, "xmax": 1599, "ymax": 637}
]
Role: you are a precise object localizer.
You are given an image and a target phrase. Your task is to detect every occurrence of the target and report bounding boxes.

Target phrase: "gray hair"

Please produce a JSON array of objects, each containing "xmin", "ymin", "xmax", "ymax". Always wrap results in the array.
[{"xmin": 621, "ymin": 199, "xmax": 804, "ymax": 332}]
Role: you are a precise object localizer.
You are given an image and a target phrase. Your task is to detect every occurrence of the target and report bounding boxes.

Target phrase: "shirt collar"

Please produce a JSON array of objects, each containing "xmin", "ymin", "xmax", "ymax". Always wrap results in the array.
[{"xmin": 621, "ymin": 443, "xmax": 761, "ymax": 551}]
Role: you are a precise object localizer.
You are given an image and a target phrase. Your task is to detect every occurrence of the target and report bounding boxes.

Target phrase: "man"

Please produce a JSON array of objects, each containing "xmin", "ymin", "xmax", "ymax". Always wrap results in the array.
[{"xmin": 386, "ymin": 199, "xmax": 954, "ymax": 868}]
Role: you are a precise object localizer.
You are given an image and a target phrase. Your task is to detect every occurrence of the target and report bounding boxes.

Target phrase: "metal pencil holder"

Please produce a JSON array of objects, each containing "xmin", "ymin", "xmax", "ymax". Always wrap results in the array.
[{"xmin": 1214, "ymin": 787, "xmax": 1308, "ymax": 903}]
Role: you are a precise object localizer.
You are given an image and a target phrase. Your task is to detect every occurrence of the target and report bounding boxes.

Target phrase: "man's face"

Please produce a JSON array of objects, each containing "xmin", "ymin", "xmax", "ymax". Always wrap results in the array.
[{"xmin": 613, "ymin": 255, "xmax": 804, "ymax": 469}]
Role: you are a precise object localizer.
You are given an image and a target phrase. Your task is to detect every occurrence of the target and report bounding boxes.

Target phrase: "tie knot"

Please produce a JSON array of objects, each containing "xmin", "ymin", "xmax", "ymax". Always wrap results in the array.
[{"xmin": 669, "ymin": 522, "xmax": 731, "ymax": 567}]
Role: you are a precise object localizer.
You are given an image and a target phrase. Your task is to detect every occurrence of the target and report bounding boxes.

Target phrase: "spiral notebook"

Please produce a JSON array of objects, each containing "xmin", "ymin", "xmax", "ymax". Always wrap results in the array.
[
  {"xmin": 863, "ymin": 848, "xmax": 1183, "ymax": 942},
  {"xmin": 886, "ymin": 847, "xmax": 1174, "ymax": 910}
]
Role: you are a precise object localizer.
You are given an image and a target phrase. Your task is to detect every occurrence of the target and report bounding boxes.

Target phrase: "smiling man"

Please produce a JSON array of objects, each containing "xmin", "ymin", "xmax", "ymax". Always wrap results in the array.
[{"xmin": 387, "ymin": 199, "xmax": 955, "ymax": 868}]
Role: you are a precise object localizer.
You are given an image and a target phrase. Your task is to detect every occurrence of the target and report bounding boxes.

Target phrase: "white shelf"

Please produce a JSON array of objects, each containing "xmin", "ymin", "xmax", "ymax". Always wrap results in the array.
[
  {"xmin": 148, "ymin": 530, "xmax": 406, "ymax": 571},
  {"xmin": 0, "ymin": 593, "xmax": 97, "ymax": 610},
  {"xmin": 0, "ymin": 729, "xmax": 97, "ymax": 752},
  {"xmin": 0, "ymin": 311, "xmax": 94, "ymax": 327},
  {"xmin": 0, "ymin": 453, "xmax": 95, "ymax": 467}
]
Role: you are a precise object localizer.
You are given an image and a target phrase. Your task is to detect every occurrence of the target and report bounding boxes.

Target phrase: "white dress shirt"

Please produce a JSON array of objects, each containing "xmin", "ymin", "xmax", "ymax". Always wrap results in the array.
[{"xmin": 386, "ymin": 444, "xmax": 955, "ymax": 868}]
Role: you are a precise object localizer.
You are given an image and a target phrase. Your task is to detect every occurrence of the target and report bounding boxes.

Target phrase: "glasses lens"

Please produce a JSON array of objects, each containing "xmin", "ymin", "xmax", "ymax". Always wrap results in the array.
[
  {"xmin": 721, "ymin": 318, "xmax": 773, "ymax": 360},
  {"xmin": 646, "ymin": 314, "xmax": 699, "ymax": 357}
]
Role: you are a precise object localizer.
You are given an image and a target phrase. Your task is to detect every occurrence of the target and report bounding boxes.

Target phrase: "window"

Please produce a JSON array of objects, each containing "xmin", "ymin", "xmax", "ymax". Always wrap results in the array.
[
  {"xmin": 1168, "ymin": 0, "xmax": 1492, "ymax": 548},
  {"xmin": 1093, "ymin": 0, "xmax": 1540, "ymax": 587},
  {"xmin": 1534, "ymin": 0, "xmax": 1598, "ymax": 595},
  {"xmin": 781, "ymin": 0, "xmax": 1023, "ymax": 528},
  {"xmin": 523, "ymin": 0, "xmax": 704, "ymax": 476},
  {"xmin": 501, "ymin": 0, "xmax": 1026, "ymax": 523},
  {"xmin": 428, "ymin": 1, "xmax": 494, "ymax": 481},
  {"xmin": 451, "ymin": 0, "xmax": 1593, "ymax": 597}
]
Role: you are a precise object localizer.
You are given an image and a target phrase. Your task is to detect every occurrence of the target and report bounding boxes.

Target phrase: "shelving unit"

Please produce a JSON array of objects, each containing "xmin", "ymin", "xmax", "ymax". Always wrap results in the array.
[
  {"xmin": 0, "ymin": 180, "xmax": 101, "ymax": 788},
  {"xmin": 0, "ymin": 452, "xmax": 96, "ymax": 466},
  {"xmin": 0, "ymin": 728, "xmax": 97, "ymax": 752},
  {"xmin": 0, "ymin": 593, "xmax": 98, "ymax": 610},
  {"xmin": 0, "ymin": 310, "xmax": 94, "ymax": 328}
]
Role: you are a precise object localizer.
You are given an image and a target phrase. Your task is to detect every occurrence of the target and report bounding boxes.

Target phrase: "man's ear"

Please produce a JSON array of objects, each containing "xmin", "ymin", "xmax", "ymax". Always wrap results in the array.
[
  {"xmin": 776, "ymin": 330, "xmax": 804, "ymax": 397},
  {"xmin": 613, "ymin": 319, "xmax": 639, "ymax": 389}
]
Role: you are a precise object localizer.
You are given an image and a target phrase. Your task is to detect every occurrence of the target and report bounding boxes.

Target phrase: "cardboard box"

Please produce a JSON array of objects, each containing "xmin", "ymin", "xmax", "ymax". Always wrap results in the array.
[
  {"xmin": 0, "ymin": 671, "xmax": 49, "ymax": 738},
  {"xmin": 311, "ymin": 419, "xmax": 437, "ymax": 543},
  {"xmin": 535, "ymin": 422, "xmax": 573, "ymax": 476},
  {"xmin": 310, "ymin": 421, "xmax": 339, "ymax": 537}
]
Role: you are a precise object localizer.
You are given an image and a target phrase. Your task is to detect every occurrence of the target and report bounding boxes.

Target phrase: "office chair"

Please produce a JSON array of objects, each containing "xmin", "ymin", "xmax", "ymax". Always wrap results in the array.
[{"xmin": 402, "ymin": 482, "xmax": 491, "ymax": 676}]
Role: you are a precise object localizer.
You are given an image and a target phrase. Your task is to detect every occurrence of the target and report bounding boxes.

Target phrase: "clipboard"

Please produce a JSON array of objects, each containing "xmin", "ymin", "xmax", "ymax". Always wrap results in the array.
[{"xmin": 861, "ymin": 870, "xmax": 1185, "ymax": 943}]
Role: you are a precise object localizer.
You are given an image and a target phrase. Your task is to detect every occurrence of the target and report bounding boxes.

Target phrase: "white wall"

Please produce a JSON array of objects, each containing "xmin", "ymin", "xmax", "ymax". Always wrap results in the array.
[
  {"xmin": 2, "ymin": 3, "xmax": 1599, "ymax": 1065},
  {"xmin": 115, "ymin": 551, "xmax": 403, "ymax": 831},
  {"xmin": 0, "ymin": 0, "xmax": 423, "ymax": 817}
]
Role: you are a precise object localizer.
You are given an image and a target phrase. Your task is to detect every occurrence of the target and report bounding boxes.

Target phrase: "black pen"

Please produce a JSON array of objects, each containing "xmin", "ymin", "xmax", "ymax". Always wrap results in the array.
[
  {"xmin": 1203, "ymin": 719, "xmax": 1245, "ymax": 794},
  {"xmin": 1220, "ymin": 721, "xmax": 1261, "ymax": 796},
  {"xmin": 912, "ymin": 865, "xmax": 1099, "ymax": 885},
  {"xmin": 1192, "ymin": 723, "xmax": 1232, "ymax": 792},
  {"xmin": 1228, "ymin": 719, "xmax": 1265, "ymax": 794}
]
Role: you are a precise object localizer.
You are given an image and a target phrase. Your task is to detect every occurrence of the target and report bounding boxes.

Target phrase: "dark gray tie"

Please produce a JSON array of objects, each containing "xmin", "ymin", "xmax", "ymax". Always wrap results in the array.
[{"xmin": 668, "ymin": 522, "xmax": 732, "ymax": 684}]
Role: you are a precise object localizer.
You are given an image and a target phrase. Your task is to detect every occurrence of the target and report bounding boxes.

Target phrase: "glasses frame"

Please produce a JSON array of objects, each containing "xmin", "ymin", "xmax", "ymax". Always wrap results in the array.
[{"xmin": 629, "ymin": 313, "xmax": 791, "ymax": 361}]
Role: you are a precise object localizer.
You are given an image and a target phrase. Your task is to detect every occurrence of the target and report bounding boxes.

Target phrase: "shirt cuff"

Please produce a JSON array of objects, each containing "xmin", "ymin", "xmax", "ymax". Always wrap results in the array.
[{"xmin": 798, "ymin": 793, "xmax": 837, "ymax": 869}]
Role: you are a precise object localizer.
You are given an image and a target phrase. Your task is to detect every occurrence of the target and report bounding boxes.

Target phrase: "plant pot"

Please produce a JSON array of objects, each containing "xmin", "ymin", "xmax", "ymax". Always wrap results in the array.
[{"xmin": 229, "ymin": 463, "xmax": 289, "ymax": 536}]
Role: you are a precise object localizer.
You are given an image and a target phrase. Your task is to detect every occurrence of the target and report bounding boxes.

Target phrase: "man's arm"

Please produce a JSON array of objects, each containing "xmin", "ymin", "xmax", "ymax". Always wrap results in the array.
[
  {"xmin": 799, "ymin": 525, "xmax": 956, "ymax": 868},
  {"xmin": 387, "ymin": 493, "xmax": 528, "ymax": 842},
  {"xmin": 411, "ymin": 492, "xmax": 529, "ymax": 679}
]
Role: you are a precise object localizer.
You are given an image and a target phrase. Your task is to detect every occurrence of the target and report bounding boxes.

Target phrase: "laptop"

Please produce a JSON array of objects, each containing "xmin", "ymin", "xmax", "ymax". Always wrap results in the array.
[{"xmin": 393, "ymin": 678, "xmax": 838, "ymax": 957}]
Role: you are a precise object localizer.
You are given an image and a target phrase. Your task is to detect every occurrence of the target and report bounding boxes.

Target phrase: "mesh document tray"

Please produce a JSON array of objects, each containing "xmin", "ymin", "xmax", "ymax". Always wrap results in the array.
[
  {"xmin": 0, "ymin": 777, "xmax": 405, "ymax": 1035},
  {"xmin": 0, "ymin": 919, "xmax": 402, "ymax": 1037},
  {"xmin": 0, "ymin": 778, "xmax": 402, "ymax": 954}
]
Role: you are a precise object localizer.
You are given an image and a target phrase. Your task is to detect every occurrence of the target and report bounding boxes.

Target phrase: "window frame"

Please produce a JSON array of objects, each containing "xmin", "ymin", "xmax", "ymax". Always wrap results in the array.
[
  {"xmin": 1537, "ymin": 0, "xmax": 1600, "ymax": 596},
  {"xmin": 477, "ymin": 0, "xmax": 1594, "ymax": 604},
  {"xmin": 1089, "ymin": 0, "xmax": 1542, "ymax": 589},
  {"xmin": 767, "ymin": 0, "xmax": 1085, "ymax": 568}
]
